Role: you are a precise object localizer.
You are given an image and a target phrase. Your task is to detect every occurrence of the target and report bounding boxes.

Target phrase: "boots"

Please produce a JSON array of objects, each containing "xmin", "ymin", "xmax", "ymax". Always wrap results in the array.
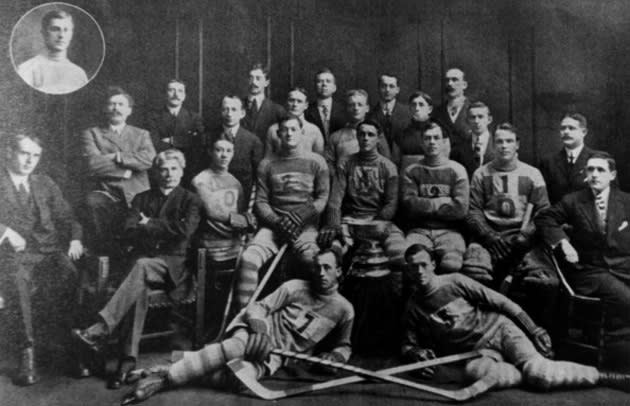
[
  {"xmin": 599, "ymin": 371, "xmax": 630, "ymax": 392},
  {"xmin": 121, "ymin": 367, "xmax": 171, "ymax": 405},
  {"xmin": 14, "ymin": 346, "xmax": 39, "ymax": 386}
]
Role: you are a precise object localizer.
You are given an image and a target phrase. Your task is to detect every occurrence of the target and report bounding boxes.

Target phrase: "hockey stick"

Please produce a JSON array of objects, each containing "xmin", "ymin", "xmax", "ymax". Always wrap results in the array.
[
  {"xmin": 228, "ymin": 350, "xmax": 486, "ymax": 401},
  {"xmin": 248, "ymin": 243, "xmax": 288, "ymax": 306},
  {"xmin": 499, "ymin": 202, "xmax": 534, "ymax": 294}
]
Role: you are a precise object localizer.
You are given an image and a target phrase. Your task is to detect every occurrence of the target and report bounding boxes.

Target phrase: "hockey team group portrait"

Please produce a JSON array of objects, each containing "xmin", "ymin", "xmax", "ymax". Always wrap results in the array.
[{"xmin": 0, "ymin": 1, "xmax": 629, "ymax": 406}]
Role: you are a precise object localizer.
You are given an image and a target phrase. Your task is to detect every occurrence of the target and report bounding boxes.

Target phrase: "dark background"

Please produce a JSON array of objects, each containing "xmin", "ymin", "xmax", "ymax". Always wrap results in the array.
[{"xmin": 1, "ymin": 0, "xmax": 629, "ymax": 205}]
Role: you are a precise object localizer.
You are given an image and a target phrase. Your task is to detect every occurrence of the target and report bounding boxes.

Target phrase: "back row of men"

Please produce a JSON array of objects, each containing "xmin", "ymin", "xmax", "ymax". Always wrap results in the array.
[{"xmin": 2, "ymin": 64, "xmax": 629, "ymax": 387}]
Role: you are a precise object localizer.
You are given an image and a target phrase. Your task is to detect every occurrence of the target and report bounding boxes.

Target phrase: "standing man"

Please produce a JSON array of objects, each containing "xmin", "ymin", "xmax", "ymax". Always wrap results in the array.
[
  {"xmin": 81, "ymin": 86, "xmax": 156, "ymax": 256},
  {"xmin": 305, "ymin": 68, "xmax": 346, "ymax": 142},
  {"xmin": 235, "ymin": 116, "xmax": 329, "ymax": 310},
  {"xmin": 214, "ymin": 95, "xmax": 263, "ymax": 202},
  {"xmin": 242, "ymin": 63, "xmax": 286, "ymax": 143},
  {"xmin": 0, "ymin": 132, "xmax": 84, "ymax": 385},
  {"xmin": 368, "ymin": 74, "xmax": 411, "ymax": 150},
  {"xmin": 17, "ymin": 9, "xmax": 88, "ymax": 94},
  {"xmin": 432, "ymin": 67, "xmax": 472, "ymax": 154},
  {"xmin": 451, "ymin": 101, "xmax": 495, "ymax": 179},
  {"xmin": 73, "ymin": 149, "xmax": 201, "ymax": 389},
  {"xmin": 536, "ymin": 152, "xmax": 630, "ymax": 328},
  {"xmin": 325, "ymin": 89, "xmax": 390, "ymax": 173},
  {"xmin": 539, "ymin": 113, "xmax": 599, "ymax": 204},
  {"xmin": 146, "ymin": 79, "xmax": 204, "ymax": 186},
  {"xmin": 401, "ymin": 121, "xmax": 469, "ymax": 273},
  {"xmin": 265, "ymin": 87, "xmax": 324, "ymax": 158},
  {"xmin": 401, "ymin": 244, "xmax": 630, "ymax": 395}
]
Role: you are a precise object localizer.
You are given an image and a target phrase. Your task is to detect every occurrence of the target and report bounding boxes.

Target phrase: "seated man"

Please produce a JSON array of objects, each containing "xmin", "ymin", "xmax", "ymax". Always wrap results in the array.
[
  {"xmin": 536, "ymin": 152, "xmax": 630, "ymax": 328},
  {"xmin": 235, "ymin": 115, "xmax": 329, "ymax": 309},
  {"xmin": 401, "ymin": 121, "xmax": 469, "ymax": 273},
  {"xmin": 265, "ymin": 87, "xmax": 324, "ymax": 158},
  {"xmin": 73, "ymin": 149, "xmax": 202, "ymax": 389},
  {"xmin": 192, "ymin": 134, "xmax": 258, "ymax": 262},
  {"xmin": 124, "ymin": 248, "xmax": 354, "ymax": 404},
  {"xmin": 401, "ymin": 244, "xmax": 630, "ymax": 394},
  {"xmin": 391, "ymin": 90, "xmax": 434, "ymax": 167},
  {"xmin": 0, "ymin": 132, "xmax": 84, "ymax": 385}
]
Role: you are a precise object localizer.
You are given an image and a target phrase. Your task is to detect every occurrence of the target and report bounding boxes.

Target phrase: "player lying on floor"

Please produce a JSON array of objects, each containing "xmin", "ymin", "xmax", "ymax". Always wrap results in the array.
[
  {"xmin": 122, "ymin": 248, "xmax": 354, "ymax": 403},
  {"xmin": 401, "ymin": 243, "xmax": 630, "ymax": 393}
]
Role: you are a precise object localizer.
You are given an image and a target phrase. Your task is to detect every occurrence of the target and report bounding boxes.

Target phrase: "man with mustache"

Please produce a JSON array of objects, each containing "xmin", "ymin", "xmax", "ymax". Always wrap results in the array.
[
  {"xmin": 539, "ymin": 113, "xmax": 600, "ymax": 204},
  {"xmin": 242, "ymin": 63, "xmax": 286, "ymax": 143},
  {"xmin": 16, "ymin": 9, "xmax": 88, "ymax": 94},
  {"xmin": 431, "ymin": 68, "xmax": 472, "ymax": 156},
  {"xmin": 81, "ymin": 86, "xmax": 156, "ymax": 256},
  {"xmin": 73, "ymin": 149, "xmax": 201, "ymax": 389},
  {"xmin": 146, "ymin": 79, "xmax": 204, "ymax": 187}
]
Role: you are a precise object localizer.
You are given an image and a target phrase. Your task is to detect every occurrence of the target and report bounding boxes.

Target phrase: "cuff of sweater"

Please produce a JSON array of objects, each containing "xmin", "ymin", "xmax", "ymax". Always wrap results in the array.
[
  {"xmin": 515, "ymin": 312, "xmax": 537, "ymax": 335},
  {"xmin": 325, "ymin": 207, "xmax": 342, "ymax": 227},
  {"xmin": 289, "ymin": 203, "xmax": 318, "ymax": 224}
]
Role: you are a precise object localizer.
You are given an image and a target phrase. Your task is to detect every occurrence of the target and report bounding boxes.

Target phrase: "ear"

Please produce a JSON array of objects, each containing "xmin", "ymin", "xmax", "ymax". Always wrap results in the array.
[
  {"xmin": 611, "ymin": 170, "xmax": 617, "ymax": 182},
  {"xmin": 462, "ymin": 80, "xmax": 468, "ymax": 90},
  {"xmin": 427, "ymin": 105, "xmax": 434, "ymax": 114},
  {"xmin": 487, "ymin": 115, "xmax": 493, "ymax": 125},
  {"xmin": 238, "ymin": 109, "xmax": 246, "ymax": 119}
]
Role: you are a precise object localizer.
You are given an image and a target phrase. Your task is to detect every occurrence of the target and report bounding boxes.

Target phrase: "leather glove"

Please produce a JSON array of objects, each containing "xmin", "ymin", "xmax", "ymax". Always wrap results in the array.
[
  {"xmin": 277, "ymin": 215, "xmax": 301, "ymax": 243},
  {"xmin": 317, "ymin": 225, "xmax": 343, "ymax": 248},
  {"xmin": 310, "ymin": 351, "xmax": 346, "ymax": 375},
  {"xmin": 486, "ymin": 234, "xmax": 512, "ymax": 263},
  {"xmin": 404, "ymin": 348, "xmax": 436, "ymax": 379},
  {"xmin": 532, "ymin": 327, "xmax": 554, "ymax": 359},
  {"xmin": 244, "ymin": 333, "xmax": 273, "ymax": 363},
  {"xmin": 229, "ymin": 212, "xmax": 258, "ymax": 232}
]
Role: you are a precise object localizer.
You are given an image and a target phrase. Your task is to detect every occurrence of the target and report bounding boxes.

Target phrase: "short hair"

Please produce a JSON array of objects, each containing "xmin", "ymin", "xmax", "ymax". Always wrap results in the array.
[
  {"xmin": 378, "ymin": 73, "xmax": 399, "ymax": 87},
  {"xmin": 288, "ymin": 86, "xmax": 308, "ymax": 101},
  {"xmin": 106, "ymin": 86, "xmax": 134, "ymax": 107},
  {"xmin": 494, "ymin": 122, "xmax": 519, "ymax": 141},
  {"xmin": 249, "ymin": 62, "xmax": 269, "ymax": 79},
  {"xmin": 404, "ymin": 244, "xmax": 435, "ymax": 264},
  {"xmin": 166, "ymin": 79, "xmax": 186, "ymax": 90},
  {"xmin": 316, "ymin": 247, "xmax": 343, "ymax": 268},
  {"xmin": 422, "ymin": 120, "xmax": 446, "ymax": 139},
  {"xmin": 154, "ymin": 148, "xmax": 186, "ymax": 169},
  {"xmin": 408, "ymin": 90, "xmax": 433, "ymax": 106},
  {"xmin": 315, "ymin": 67, "xmax": 335, "ymax": 81},
  {"xmin": 468, "ymin": 101, "xmax": 491, "ymax": 115},
  {"xmin": 278, "ymin": 114, "xmax": 304, "ymax": 129},
  {"xmin": 346, "ymin": 89, "xmax": 368, "ymax": 102},
  {"xmin": 221, "ymin": 94, "xmax": 245, "ymax": 109},
  {"xmin": 42, "ymin": 10, "xmax": 73, "ymax": 31},
  {"xmin": 356, "ymin": 118, "xmax": 381, "ymax": 134},
  {"xmin": 208, "ymin": 132, "xmax": 235, "ymax": 147},
  {"xmin": 562, "ymin": 112, "xmax": 588, "ymax": 129},
  {"xmin": 587, "ymin": 151, "xmax": 616, "ymax": 172},
  {"xmin": 446, "ymin": 67, "xmax": 466, "ymax": 81},
  {"xmin": 6, "ymin": 131, "xmax": 43, "ymax": 152}
]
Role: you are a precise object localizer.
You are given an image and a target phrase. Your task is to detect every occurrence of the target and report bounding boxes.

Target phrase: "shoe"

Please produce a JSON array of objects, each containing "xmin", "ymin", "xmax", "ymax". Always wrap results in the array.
[
  {"xmin": 108, "ymin": 357, "xmax": 136, "ymax": 390},
  {"xmin": 14, "ymin": 347, "xmax": 39, "ymax": 386},
  {"xmin": 121, "ymin": 367, "xmax": 170, "ymax": 404},
  {"xmin": 72, "ymin": 323, "xmax": 108, "ymax": 352},
  {"xmin": 599, "ymin": 371, "xmax": 630, "ymax": 392},
  {"xmin": 77, "ymin": 360, "xmax": 92, "ymax": 378}
]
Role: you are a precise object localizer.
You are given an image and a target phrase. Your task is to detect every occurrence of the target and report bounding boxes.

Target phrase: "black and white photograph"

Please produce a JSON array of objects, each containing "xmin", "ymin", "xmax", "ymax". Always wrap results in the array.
[{"xmin": 0, "ymin": 1, "xmax": 629, "ymax": 405}]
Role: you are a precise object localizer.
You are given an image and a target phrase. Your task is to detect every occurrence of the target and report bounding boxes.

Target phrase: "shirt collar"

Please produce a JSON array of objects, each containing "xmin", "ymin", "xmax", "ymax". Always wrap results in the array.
[
  {"xmin": 109, "ymin": 123, "xmax": 126, "ymax": 134},
  {"xmin": 159, "ymin": 186, "xmax": 175, "ymax": 196},
  {"xmin": 565, "ymin": 144, "xmax": 584, "ymax": 161},
  {"xmin": 593, "ymin": 186, "xmax": 610, "ymax": 203},
  {"xmin": 249, "ymin": 94, "xmax": 265, "ymax": 107},
  {"xmin": 223, "ymin": 123, "xmax": 240, "ymax": 135},
  {"xmin": 317, "ymin": 98, "xmax": 332, "ymax": 110},
  {"xmin": 167, "ymin": 105, "xmax": 182, "ymax": 117},
  {"xmin": 8, "ymin": 170, "xmax": 29, "ymax": 192},
  {"xmin": 382, "ymin": 99, "xmax": 396, "ymax": 114}
]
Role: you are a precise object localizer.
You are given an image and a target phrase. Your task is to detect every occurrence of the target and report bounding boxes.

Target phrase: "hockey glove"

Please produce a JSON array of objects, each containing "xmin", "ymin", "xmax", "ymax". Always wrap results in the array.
[
  {"xmin": 403, "ymin": 348, "xmax": 436, "ymax": 379},
  {"xmin": 317, "ymin": 225, "xmax": 343, "ymax": 248}
]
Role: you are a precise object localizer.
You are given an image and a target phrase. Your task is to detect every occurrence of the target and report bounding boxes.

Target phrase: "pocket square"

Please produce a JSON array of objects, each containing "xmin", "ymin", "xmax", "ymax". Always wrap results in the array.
[{"xmin": 619, "ymin": 221, "xmax": 628, "ymax": 231}]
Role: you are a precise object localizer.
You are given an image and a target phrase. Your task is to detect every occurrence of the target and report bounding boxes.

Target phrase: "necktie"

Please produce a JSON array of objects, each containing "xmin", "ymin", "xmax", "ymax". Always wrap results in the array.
[
  {"xmin": 17, "ymin": 183, "xmax": 29, "ymax": 207},
  {"xmin": 321, "ymin": 105, "xmax": 330, "ymax": 136},
  {"xmin": 595, "ymin": 193, "xmax": 607, "ymax": 231},
  {"xmin": 474, "ymin": 142, "xmax": 483, "ymax": 167},
  {"xmin": 449, "ymin": 106, "xmax": 458, "ymax": 121},
  {"xmin": 249, "ymin": 98, "xmax": 259, "ymax": 115},
  {"xmin": 568, "ymin": 152, "xmax": 574, "ymax": 169},
  {"xmin": 224, "ymin": 128, "xmax": 234, "ymax": 144}
]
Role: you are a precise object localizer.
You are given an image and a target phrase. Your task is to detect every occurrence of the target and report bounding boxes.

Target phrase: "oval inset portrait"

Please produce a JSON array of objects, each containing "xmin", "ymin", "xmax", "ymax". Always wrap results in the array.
[{"xmin": 10, "ymin": 2, "xmax": 105, "ymax": 95}]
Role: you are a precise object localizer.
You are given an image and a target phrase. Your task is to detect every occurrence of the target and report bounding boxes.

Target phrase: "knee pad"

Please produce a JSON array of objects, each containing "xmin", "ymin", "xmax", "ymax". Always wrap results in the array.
[
  {"xmin": 465, "ymin": 357, "xmax": 522, "ymax": 388},
  {"xmin": 440, "ymin": 252, "xmax": 463, "ymax": 273},
  {"xmin": 220, "ymin": 336, "xmax": 247, "ymax": 361},
  {"xmin": 241, "ymin": 245, "xmax": 267, "ymax": 269},
  {"xmin": 522, "ymin": 356, "xmax": 553, "ymax": 390}
]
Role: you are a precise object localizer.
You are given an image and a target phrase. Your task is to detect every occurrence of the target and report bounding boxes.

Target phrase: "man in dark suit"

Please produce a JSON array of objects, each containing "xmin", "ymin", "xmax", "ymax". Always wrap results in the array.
[
  {"xmin": 211, "ymin": 95, "xmax": 263, "ymax": 201},
  {"xmin": 81, "ymin": 86, "xmax": 156, "ymax": 256},
  {"xmin": 432, "ymin": 67, "xmax": 472, "ymax": 155},
  {"xmin": 73, "ymin": 149, "xmax": 201, "ymax": 389},
  {"xmin": 304, "ymin": 68, "xmax": 345, "ymax": 143},
  {"xmin": 0, "ymin": 132, "xmax": 84, "ymax": 385},
  {"xmin": 540, "ymin": 113, "xmax": 598, "ymax": 204},
  {"xmin": 451, "ymin": 101, "xmax": 495, "ymax": 179},
  {"xmin": 536, "ymin": 152, "xmax": 630, "ymax": 327},
  {"xmin": 368, "ymin": 73, "xmax": 410, "ymax": 150},
  {"xmin": 146, "ymin": 79, "xmax": 204, "ymax": 186},
  {"xmin": 241, "ymin": 63, "xmax": 285, "ymax": 143}
]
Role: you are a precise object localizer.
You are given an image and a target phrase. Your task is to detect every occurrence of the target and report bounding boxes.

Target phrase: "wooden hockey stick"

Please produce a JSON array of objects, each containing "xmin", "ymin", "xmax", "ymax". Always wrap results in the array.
[
  {"xmin": 228, "ymin": 350, "xmax": 486, "ymax": 401},
  {"xmin": 499, "ymin": 202, "xmax": 534, "ymax": 294},
  {"xmin": 248, "ymin": 243, "xmax": 288, "ymax": 306}
]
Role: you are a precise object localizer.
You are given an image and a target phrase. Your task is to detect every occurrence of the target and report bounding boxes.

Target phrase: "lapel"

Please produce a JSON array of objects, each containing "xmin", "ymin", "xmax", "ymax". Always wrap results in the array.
[
  {"xmin": 29, "ymin": 175, "xmax": 47, "ymax": 215},
  {"xmin": 158, "ymin": 186, "xmax": 180, "ymax": 218},
  {"xmin": 606, "ymin": 188, "xmax": 623, "ymax": 238},
  {"xmin": 556, "ymin": 149, "xmax": 570, "ymax": 177},
  {"xmin": 100, "ymin": 126, "xmax": 128, "ymax": 151},
  {"xmin": 576, "ymin": 189, "xmax": 599, "ymax": 232},
  {"xmin": 255, "ymin": 98, "xmax": 271, "ymax": 127},
  {"xmin": 453, "ymin": 98, "xmax": 471, "ymax": 127},
  {"xmin": 571, "ymin": 145, "xmax": 592, "ymax": 178},
  {"xmin": 0, "ymin": 168, "xmax": 19, "ymax": 209},
  {"xmin": 372, "ymin": 103, "xmax": 385, "ymax": 121},
  {"xmin": 308, "ymin": 104, "xmax": 324, "ymax": 129}
]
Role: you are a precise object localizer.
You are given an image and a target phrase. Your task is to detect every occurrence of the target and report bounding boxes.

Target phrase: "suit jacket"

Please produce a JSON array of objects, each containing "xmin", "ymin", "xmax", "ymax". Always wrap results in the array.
[
  {"xmin": 368, "ymin": 100, "xmax": 411, "ymax": 149},
  {"xmin": 304, "ymin": 99, "xmax": 346, "ymax": 143},
  {"xmin": 146, "ymin": 107, "xmax": 204, "ymax": 152},
  {"xmin": 539, "ymin": 146, "xmax": 597, "ymax": 204},
  {"xmin": 450, "ymin": 135, "xmax": 495, "ymax": 179},
  {"xmin": 123, "ymin": 186, "xmax": 201, "ymax": 297},
  {"xmin": 432, "ymin": 97, "xmax": 472, "ymax": 147},
  {"xmin": 536, "ymin": 187, "xmax": 630, "ymax": 273},
  {"xmin": 81, "ymin": 124, "xmax": 156, "ymax": 205},
  {"xmin": 0, "ymin": 168, "xmax": 82, "ymax": 253},
  {"xmin": 242, "ymin": 97, "xmax": 286, "ymax": 142}
]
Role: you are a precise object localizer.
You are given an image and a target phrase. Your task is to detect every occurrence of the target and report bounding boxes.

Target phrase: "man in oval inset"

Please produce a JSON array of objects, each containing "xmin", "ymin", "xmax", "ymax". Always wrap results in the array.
[{"xmin": 17, "ymin": 9, "xmax": 88, "ymax": 95}]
